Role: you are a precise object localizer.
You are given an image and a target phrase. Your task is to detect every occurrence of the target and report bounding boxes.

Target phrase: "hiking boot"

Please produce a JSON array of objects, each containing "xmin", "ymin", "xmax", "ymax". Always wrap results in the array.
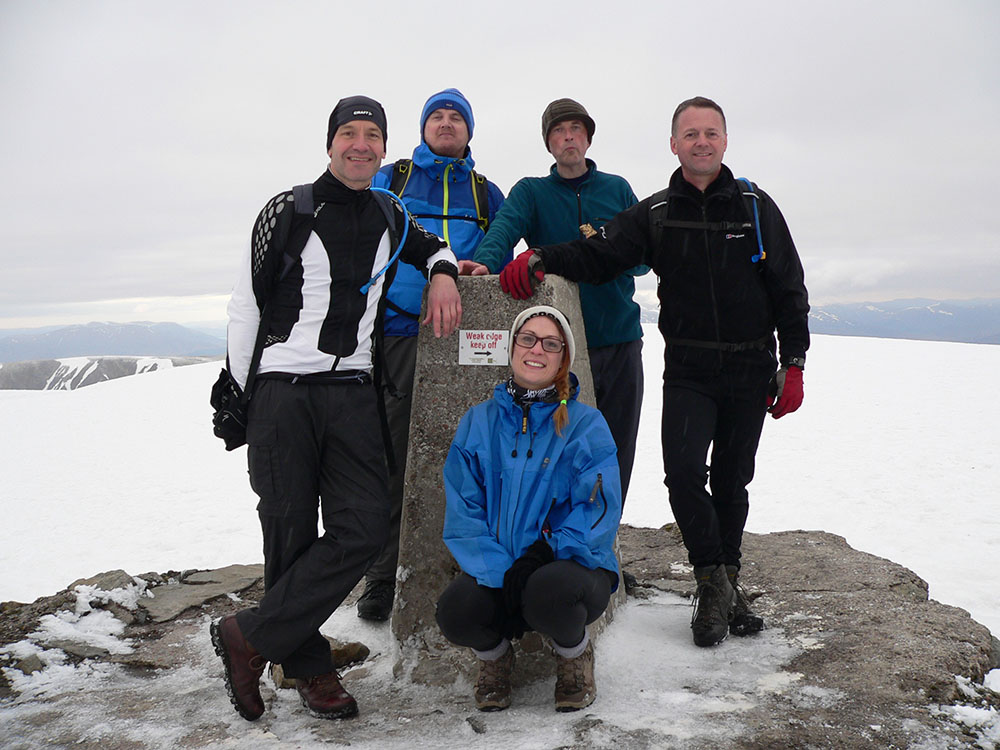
[
  {"xmin": 726, "ymin": 565, "xmax": 764, "ymax": 636},
  {"xmin": 210, "ymin": 614, "xmax": 267, "ymax": 721},
  {"xmin": 356, "ymin": 579, "xmax": 394, "ymax": 621},
  {"xmin": 691, "ymin": 564, "xmax": 736, "ymax": 647},
  {"xmin": 554, "ymin": 639, "xmax": 595, "ymax": 712},
  {"xmin": 295, "ymin": 671, "xmax": 359, "ymax": 720},
  {"xmin": 621, "ymin": 569, "xmax": 638, "ymax": 594},
  {"xmin": 474, "ymin": 646, "xmax": 514, "ymax": 711}
]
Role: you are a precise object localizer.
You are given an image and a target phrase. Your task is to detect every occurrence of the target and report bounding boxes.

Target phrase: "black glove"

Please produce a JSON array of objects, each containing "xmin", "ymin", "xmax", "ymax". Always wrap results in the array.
[
  {"xmin": 501, "ymin": 611, "xmax": 529, "ymax": 641},
  {"xmin": 209, "ymin": 369, "xmax": 248, "ymax": 451},
  {"xmin": 501, "ymin": 539, "xmax": 554, "ymax": 618}
]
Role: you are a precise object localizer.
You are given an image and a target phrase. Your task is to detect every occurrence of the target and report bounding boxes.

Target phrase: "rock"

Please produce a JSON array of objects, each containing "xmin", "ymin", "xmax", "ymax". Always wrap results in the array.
[
  {"xmin": 12, "ymin": 654, "xmax": 44, "ymax": 675},
  {"xmin": 41, "ymin": 639, "xmax": 109, "ymax": 659},
  {"xmin": 619, "ymin": 525, "xmax": 1000, "ymax": 748},
  {"xmin": 67, "ymin": 569, "xmax": 138, "ymax": 592},
  {"xmin": 138, "ymin": 564, "xmax": 263, "ymax": 622}
]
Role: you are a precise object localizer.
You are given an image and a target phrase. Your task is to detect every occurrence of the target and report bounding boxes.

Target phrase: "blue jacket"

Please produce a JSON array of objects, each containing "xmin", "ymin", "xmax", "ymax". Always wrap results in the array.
[
  {"xmin": 472, "ymin": 160, "xmax": 645, "ymax": 349},
  {"xmin": 373, "ymin": 143, "xmax": 505, "ymax": 336},
  {"xmin": 442, "ymin": 378, "xmax": 622, "ymax": 590}
]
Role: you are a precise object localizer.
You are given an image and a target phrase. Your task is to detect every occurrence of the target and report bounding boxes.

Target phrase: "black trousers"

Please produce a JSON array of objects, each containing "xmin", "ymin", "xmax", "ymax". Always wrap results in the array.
[
  {"xmin": 236, "ymin": 379, "xmax": 389, "ymax": 678},
  {"xmin": 661, "ymin": 363, "xmax": 771, "ymax": 570},
  {"xmin": 590, "ymin": 338, "xmax": 644, "ymax": 505},
  {"xmin": 435, "ymin": 561, "xmax": 613, "ymax": 651},
  {"xmin": 364, "ymin": 335, "xmax": 417, "ymax": 583}
]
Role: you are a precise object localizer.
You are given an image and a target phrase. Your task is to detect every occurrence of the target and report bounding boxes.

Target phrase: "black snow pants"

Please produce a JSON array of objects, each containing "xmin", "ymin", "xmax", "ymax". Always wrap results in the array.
[
  {"xmin": 235, "ymin": 378, "xmax": 389, "ymax": 678},
  {"xmin": 661, "ymin": 353, "xmax": 773, "ymax": 570}
]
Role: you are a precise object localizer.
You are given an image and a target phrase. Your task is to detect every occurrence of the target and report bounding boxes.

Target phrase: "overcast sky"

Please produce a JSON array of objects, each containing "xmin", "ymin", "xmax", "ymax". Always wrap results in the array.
[{"xmin": 1, "ymin": 0, "xmax": 997, "ymax": 329}]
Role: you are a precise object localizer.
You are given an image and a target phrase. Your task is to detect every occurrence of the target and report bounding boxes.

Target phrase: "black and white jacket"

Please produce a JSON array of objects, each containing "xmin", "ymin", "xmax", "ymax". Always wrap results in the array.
[{"xmin": 227, "ymin": 169, "xmax": 456, "ymax": 388}]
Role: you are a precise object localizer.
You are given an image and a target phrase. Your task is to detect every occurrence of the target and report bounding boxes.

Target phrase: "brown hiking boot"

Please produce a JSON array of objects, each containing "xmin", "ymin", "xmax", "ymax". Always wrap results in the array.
[
  {"xmin": 691, "ymin": 564, "xmax": 736, "ymax": 647},
  {"xmin": 295, "ymin": 671, "xmax": 359, "ymax": 719},
  {"xmin": 554, "ymin": 639, "xmax": 595, "ymax": 712},
  {"xmin": 474, "ymin": 646, "xmax": 514, "ymax": 711},
  {"xmin": 210, "ymin": 615, "xmax": 267, "ymax": 721}
]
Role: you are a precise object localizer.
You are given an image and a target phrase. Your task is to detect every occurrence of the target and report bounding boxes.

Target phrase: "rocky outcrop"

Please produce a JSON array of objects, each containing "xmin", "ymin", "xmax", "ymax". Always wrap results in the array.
[
  {"xmin": 1, "ymin": 526, "xmax": 997, "ymax": 749},
  {"xmin": 621, "ymin": 525, "xmax": 999, "ymax": 748}
]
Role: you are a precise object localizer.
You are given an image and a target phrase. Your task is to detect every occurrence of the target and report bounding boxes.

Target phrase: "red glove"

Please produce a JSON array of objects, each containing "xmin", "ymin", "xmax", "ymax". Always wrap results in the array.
[
  {"xmin": 767, "ymin": 365, "xmax": 803, "ymax": 419},
  {"xmin": 499, "ymin": 250, "xmax": 544, "ymax": 299}
]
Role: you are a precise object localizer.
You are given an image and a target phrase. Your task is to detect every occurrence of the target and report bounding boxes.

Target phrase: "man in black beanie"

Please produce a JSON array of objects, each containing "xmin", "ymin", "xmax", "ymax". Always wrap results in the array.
[{"xmin": 212, "ymin": 95, "xmax": 461, "ymax": 723}]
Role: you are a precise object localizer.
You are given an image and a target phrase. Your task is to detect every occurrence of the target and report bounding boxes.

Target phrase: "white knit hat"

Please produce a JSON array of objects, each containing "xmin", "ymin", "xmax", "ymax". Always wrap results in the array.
[{"xmin": 509, "ymin": 305, "xmax": 575, "ymax": 366}]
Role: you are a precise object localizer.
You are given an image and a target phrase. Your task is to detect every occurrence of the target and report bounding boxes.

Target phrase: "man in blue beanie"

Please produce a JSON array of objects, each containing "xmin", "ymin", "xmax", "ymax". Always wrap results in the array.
[{"xmin": 357, "ymin": 89, "xmax": 505, "ymax": 621}]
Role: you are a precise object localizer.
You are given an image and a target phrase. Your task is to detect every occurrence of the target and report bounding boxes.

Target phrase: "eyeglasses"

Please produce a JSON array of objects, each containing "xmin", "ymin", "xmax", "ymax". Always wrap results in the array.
[{"xmin": 513, "ymin": 332, "xmax": 565, "ymax": 353}]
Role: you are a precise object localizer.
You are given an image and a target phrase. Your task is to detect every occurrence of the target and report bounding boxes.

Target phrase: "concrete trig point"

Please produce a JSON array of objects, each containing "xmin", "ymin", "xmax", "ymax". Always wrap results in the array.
[{"xmin": 391, "ymin": 275, "xmax": 624, "ymax": 686}]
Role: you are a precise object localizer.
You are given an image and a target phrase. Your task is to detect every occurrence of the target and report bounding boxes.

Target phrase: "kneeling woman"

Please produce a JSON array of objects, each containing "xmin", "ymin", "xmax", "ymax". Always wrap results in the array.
[{"xmin": 435, "ymin": 305, "xmax": 622, "ymax": 712}]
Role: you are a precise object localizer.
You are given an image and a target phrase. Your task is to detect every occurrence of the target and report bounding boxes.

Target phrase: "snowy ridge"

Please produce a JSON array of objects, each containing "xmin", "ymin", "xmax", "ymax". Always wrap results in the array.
[{"xmin": 0, "ymin": 355, "xmax": 209, "ymax": 391}]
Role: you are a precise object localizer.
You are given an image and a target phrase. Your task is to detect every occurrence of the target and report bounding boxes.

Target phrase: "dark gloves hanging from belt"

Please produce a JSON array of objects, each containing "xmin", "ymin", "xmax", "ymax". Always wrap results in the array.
[{"xmin": 501, "ymin": 539, "xmax": 554, "ymax": 621}]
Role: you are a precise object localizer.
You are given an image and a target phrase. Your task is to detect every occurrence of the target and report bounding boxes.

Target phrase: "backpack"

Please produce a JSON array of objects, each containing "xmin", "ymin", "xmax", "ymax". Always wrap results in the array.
[
  {"xmin": 387, "ymin": 158, "xmax": 492, "ymax": 232},
  {"xmin": 645, "ymin": 177, "xmax": 771, "ymax": 354},
  {"xmin": 648, "ymin": 176, "xmax": 765, "ymax": 264},
  {"xmin": 210, "ymin": 184, "xmax": 401, "ymax": 452}
]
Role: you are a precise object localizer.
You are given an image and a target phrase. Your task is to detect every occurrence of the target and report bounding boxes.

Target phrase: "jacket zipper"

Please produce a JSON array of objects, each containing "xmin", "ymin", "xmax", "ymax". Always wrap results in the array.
[
  {"xmin": 589, "ymin": 473, "xmax": 608, "ymax": 529},
  {"xmin": 701, "ymin": 200, "xmax": 724, "ymax": 368},
  {"xmin": 442, "ymin": 163, "xmax": 452, "ymax": 247}
]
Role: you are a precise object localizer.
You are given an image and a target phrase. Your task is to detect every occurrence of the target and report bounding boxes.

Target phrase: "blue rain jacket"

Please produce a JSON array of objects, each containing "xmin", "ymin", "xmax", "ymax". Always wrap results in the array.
[
  {"xmin": 443, "ymin": 377, "xmax": 622, "ymax": 590},
  {"xmin": 373, "ymin": 143, "xmax": 505, "ymax": 336}
]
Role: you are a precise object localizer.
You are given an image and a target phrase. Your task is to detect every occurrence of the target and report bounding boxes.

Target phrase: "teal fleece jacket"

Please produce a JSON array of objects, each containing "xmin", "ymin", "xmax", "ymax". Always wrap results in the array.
[{"xmin": 473, "ymin": 160, "xmax": 646, "ymax": 349}]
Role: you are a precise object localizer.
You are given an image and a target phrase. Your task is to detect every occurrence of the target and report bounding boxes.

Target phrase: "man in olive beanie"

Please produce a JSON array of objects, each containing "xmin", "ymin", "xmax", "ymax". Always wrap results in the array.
[
  {"xmin": 541, "ymin": 98, "xmax": 595, "ymax": 148},
  {"xmin": 469, "ymin": 98, "xmax": 647, "ymax": 508}
]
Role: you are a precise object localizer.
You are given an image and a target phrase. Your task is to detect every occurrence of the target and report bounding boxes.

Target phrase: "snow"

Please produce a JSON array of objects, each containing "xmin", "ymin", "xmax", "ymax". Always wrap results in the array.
[{"xmin": 1, "ymin": 328, "xmax": 998, "ymax": 746}]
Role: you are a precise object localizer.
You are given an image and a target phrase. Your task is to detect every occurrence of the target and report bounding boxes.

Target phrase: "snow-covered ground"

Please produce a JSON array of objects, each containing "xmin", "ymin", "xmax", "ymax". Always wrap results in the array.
[
  {"xmin": 2, "ymin": 328, "xmax": 996, "ymax": 637},
  {"xmin": 1, "ymin": 329, "xmax": 998, "ymax": 747}
]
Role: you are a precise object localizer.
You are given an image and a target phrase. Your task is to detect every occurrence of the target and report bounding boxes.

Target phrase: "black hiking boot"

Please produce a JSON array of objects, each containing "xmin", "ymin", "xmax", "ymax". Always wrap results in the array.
[
  {"xmin": 691, "ymin": 564, "xmax": 736, "ymax": 647},
  {"xmin": 356, "ymin": 579, "xmax": 394, "ymax": 621},
  {"xmin": 726, "ymin": 565, "xmax": 764, "ymax": 636}
]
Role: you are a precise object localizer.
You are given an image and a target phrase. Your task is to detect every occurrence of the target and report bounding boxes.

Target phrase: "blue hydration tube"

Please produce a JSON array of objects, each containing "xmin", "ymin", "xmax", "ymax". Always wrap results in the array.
[
  {"xmin": 360, "ymin": 187, "xmax": 410, "ymax": 294},
  {"xmin": 737, "ymin": 177, "xmax": 766, "ymax": 264}
]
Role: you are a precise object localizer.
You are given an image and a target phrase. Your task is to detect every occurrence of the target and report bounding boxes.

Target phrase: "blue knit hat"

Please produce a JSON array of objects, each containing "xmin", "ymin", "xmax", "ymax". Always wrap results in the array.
[{"xmin": 420, "ymin": 88, "xmax": 475, "ymax": 141}]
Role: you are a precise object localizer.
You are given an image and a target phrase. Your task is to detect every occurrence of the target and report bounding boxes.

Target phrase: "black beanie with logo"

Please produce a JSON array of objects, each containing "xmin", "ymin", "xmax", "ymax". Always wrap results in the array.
[{"xmin": 327, "ymin": 96, "xmax": 387, "ymax": 150}]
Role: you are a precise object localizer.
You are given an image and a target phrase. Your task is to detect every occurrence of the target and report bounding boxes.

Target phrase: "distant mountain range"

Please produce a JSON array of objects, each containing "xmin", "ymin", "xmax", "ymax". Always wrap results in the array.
[
  {"xmin": 0, "ymin": 356, "xmax": 219, "ymax": 390},
  {"xmin": 638, "ymin": 298, "xmax": 1000, "ymax": 345},
  {"xmin": 807, "ymin": 298, "xmax": 1000, "ymax": 345},
  {"xmin": 0, "ymin": 322, "xmax": 226, "ymax": 364},
  {"xmin": 0, "ymin": 298, "xmax": 996, "ymax": 390}
]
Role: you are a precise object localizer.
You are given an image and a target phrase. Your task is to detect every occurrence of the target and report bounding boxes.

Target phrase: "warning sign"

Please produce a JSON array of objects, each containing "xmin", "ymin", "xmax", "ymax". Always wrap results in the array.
[{"xmin": 458, "ymin": 329, "xmax": 509, "ymax": 366}]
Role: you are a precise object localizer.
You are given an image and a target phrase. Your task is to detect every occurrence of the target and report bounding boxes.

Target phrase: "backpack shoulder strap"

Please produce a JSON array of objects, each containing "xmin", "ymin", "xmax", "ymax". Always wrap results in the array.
[
  {"xmin": 647, "ymin": 187, "xmax": 671, "ymax": 250},
  {"xmin": 387, "ymin": 159, "xmax": 413, "ymax": 198},
  {"xmin": 736, "ymin": 177, "xmax": 766, "ymax": 263},
  {"xmin": 370, "ymin": 189, "xmax": 400, "ymax": 253},
  {"xmin": 292, "ymin": 183, "xmax": 314, "ymax": 215},
  {"xmin": 470, "ymin": 169, "xmax": 491, "ymax": 232}
]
